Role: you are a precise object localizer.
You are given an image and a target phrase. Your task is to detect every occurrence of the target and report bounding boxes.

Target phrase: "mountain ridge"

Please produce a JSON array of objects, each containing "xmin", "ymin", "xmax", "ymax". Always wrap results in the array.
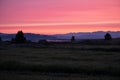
[{"xmin": 0, "ymin": 31, "xmax": 120, "ymax": 42}]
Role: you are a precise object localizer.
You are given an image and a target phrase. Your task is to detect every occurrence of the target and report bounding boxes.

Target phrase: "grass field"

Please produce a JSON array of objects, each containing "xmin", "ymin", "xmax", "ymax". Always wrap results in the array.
[{"xmin": 0, "ymin": 44, "xmax": 120, "ymax": 80}]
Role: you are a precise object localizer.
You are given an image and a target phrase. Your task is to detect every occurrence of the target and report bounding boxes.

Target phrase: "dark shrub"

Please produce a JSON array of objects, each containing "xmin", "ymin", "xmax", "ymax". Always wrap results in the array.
[
  {"xmin": 104, "ymin": 33, "xmax": 112, "ymax": 40},
  {"xmin": 71, "ymin": 36, "xmax": 75, "ymax": 42}
]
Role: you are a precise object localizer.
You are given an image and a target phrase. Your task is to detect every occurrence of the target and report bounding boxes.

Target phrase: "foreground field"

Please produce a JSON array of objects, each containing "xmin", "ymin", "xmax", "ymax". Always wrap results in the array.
[{"xmin": 0, "ymin": 44, "xmax": 120, "ymax": 80}]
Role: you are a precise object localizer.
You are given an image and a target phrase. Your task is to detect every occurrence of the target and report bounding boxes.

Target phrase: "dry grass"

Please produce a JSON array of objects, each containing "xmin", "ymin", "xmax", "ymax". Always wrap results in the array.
[{"xmin": 0, "ymin": 44, "xmax": 120, "ymax": 80}]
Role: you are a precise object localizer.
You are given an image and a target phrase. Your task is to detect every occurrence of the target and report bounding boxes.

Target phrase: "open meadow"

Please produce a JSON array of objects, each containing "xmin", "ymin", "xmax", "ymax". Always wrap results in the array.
[{"xmin": 0, "ymin": 43, "xmax": 120, "ymax": 80}]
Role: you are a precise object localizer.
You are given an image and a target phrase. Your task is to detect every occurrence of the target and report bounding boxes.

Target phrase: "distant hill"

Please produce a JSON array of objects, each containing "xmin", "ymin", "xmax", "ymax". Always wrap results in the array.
[
  {"xmin": 54, "ymin": 31, "xmax": 120, "ymax": 39},
  {"xmin": 0, "ymin": 31, "xmax": 120, "ymax": 42},
  {"xmin": 0, "ymin": 33, "xmax": 57, "ymax": 42}
]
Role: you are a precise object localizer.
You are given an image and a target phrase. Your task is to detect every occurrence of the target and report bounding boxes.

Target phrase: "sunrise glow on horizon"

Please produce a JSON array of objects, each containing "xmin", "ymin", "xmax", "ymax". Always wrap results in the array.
[{"xmin": 0, "ymin": 0, "xmax": 120, "ymax": 34}]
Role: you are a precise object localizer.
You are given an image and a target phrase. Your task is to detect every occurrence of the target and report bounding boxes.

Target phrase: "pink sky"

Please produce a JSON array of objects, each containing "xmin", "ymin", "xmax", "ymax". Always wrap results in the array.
[{"xmin": 0, "ymin": 0, "xmax": 120, "ymax": 34}]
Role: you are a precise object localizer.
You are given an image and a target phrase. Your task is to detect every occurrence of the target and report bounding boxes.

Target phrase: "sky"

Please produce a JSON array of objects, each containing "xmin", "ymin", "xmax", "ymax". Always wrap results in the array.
[{"xmin": 0, "ymin": 0, "xmax": 120, "ymax": 34}]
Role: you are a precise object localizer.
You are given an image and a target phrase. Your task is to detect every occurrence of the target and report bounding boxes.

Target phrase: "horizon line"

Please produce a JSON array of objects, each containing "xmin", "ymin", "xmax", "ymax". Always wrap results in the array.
[
  {"xmin": 1, "ymin": 31, "xmax": 120, "ymax": 35},
  {"xmin": 0, "ymin": 21, "xmax": 120, "ymax": 27}
]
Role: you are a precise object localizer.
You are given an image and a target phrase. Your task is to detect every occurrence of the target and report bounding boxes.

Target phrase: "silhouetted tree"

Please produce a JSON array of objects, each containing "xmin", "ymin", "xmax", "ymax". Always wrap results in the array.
[
  {"xmin": 104, "ymin": 33, "xmax": 112, "ymax": 40},
  {"xmin": 71, "ymin": 36, "xmax": 75, "ymax": 42},
  {"xmin": 14, "ymin": 30, "xmax": 26, "ymax": 43}
]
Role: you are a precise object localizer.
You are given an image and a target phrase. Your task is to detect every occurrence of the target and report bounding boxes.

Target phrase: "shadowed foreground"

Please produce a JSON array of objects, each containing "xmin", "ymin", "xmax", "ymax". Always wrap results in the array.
[{"xmin": 0, "ymin": 44, "xmax": 120, "ymax": 80}]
